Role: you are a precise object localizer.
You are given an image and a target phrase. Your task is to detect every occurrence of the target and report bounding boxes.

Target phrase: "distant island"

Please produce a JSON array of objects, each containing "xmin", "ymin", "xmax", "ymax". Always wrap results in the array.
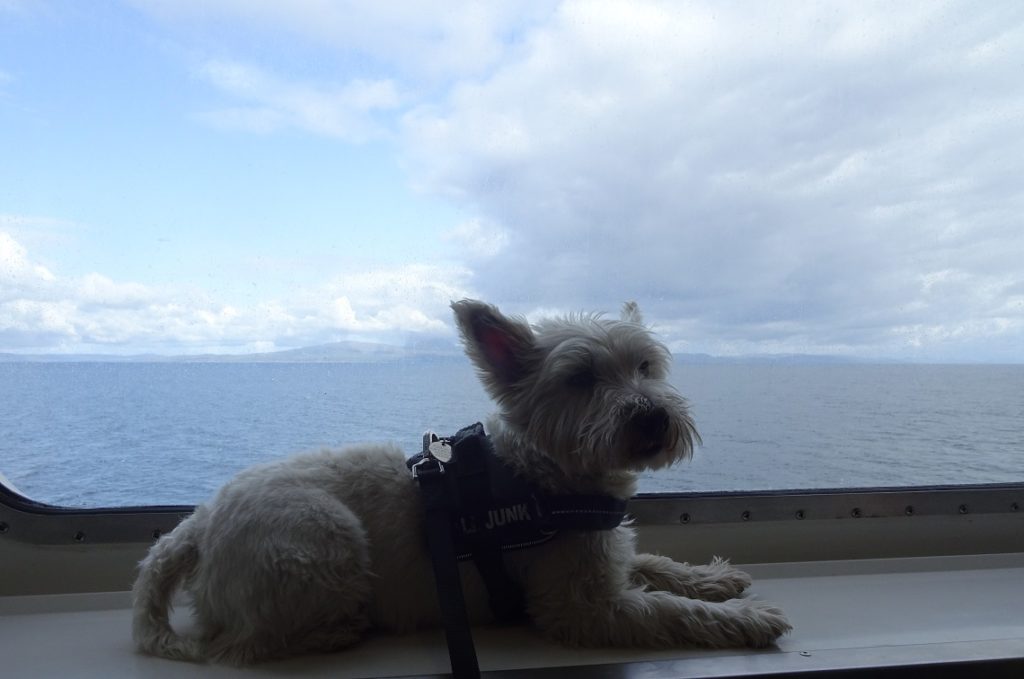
[
  {"xmin": 0, "ymin": 339, "xmax": 462, "ymax": 364},
  {"xmin": 0, "ymin": 340, "xmax": 878, "ymax": 364}
]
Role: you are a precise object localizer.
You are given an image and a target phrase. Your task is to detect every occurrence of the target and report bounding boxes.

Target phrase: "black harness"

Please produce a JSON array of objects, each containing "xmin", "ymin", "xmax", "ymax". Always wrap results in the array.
[{"xmin": 407, "ymin": 422, "xmax": 627, "ymax": 678}]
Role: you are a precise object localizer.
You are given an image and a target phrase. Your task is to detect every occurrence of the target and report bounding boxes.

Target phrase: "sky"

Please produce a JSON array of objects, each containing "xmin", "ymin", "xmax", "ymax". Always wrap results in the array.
[{"xmin": 1, "ymin": 0, "xmax": 1023, "ymax": 361}]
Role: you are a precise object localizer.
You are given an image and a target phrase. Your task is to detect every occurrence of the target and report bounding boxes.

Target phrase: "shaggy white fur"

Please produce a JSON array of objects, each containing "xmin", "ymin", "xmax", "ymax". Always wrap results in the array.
[{"xmin": 132, "ymin": 299, "xmax": 791, "ymax": 665}]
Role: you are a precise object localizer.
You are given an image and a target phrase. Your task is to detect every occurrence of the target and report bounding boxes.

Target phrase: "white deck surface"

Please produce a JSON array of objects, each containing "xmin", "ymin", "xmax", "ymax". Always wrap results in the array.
[{"xmin": 2, "ymin": 553, "xmax": 1022, "ymax": 678}]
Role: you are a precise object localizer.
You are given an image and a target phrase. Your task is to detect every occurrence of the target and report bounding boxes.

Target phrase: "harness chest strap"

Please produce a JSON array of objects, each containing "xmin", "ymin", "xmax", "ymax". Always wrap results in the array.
[
  {"xmin": 408, "ymin": 424, "xmax": 628, "ymax": 560},
  {"xmin": 407, "ymin": 423, "xmax": 629, "ymax": 678}
]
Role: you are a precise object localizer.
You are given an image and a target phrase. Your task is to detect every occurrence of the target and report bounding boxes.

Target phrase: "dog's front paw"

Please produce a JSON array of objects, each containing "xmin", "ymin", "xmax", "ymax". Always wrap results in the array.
[
  {"xmin": 720, "ymin": 599, "xmax": 792, "ymax": 648},
  {"xmin": 690, "ymin": 556, "xmax": 752, "ymax": 602},
  {"xmin": 631, "ymin": 554, "xmax": 753, "ymax": 601}
]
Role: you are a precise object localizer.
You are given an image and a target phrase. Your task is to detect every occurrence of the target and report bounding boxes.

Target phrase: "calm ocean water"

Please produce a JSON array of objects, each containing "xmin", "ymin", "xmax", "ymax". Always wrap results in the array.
[{"xmin": 1, "ymin": 361, "xmax": 1022, "ymax": 507}]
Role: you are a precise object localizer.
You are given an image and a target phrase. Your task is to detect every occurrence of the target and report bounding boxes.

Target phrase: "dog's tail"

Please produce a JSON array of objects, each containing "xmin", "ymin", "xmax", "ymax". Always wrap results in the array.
[{"xmin": 131, "ymin": 509, "xmax": 204, "ymax": 662}]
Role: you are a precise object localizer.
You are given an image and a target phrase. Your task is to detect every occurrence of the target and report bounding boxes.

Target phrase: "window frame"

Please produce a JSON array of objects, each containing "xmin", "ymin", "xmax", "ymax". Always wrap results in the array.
[
  {"xmin": 3, "ymin": 480, "xmax": 1021, "ymax": 583},
  {"xmin": 3, "ymin": 481, "xmax": 1021, "ymax": 546}
]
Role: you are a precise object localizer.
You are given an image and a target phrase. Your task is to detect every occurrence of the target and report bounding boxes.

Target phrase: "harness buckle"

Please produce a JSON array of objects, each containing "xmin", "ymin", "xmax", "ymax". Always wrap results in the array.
[
  {"xmin": 411, "ymin": 455, "xmax": 444, "ymax": 478},
  {"xmin": 412, "ymin": 431, "xmax": 454, "ymax": 479}
]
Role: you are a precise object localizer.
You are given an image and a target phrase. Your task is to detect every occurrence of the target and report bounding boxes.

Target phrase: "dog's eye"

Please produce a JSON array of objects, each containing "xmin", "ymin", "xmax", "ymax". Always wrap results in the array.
[
  {"xmin": 638, "ymin": 360, "xmax": 650, "ymax": 377},
  {"xmin": 567, "ymin": 369, "xmax": 595, "ymax": 389}
]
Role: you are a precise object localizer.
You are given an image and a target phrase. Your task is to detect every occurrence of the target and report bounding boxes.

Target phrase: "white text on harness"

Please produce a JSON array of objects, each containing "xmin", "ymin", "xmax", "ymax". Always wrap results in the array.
[{"xmin": 460, "ymin": 502, "xmax": 534, "ymax": 534}]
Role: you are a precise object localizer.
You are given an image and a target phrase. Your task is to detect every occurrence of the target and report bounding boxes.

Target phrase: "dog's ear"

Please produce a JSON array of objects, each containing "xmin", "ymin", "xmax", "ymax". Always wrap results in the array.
[
  {"xmin": 451, "ymin": 299, "xmax": 536, "ymax": 387},
  {"xmin": 621, "ymin": 301, "xmax": 644, "ymax": 324}
]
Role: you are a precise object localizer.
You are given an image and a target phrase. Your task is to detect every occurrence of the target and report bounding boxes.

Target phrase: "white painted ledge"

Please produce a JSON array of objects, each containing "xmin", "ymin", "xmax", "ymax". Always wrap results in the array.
[{"xmin": 2, "ymin": 553, "xmax": 1022, "ymax": 678}]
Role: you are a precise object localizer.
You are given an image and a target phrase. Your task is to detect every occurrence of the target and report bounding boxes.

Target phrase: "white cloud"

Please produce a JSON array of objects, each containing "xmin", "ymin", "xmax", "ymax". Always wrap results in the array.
[
  {"xmin": 132, "ymin": 0, "xmax": 549, "ymax": 82},
  {"xmin": 313, "ymin": 264, "xmax": 472, "ymax": 337},
  {"xmin": 398, "ymin": 0, "xmax": 1024, "ymax": 360},
  {"xmin": 0, "ymin": 231, "xmax": 473, "ymax": 354},
  {"xmin": 0, "ymin": 231, "xmax": 57, "ymax": 301},
  {"xmin": 77, "ymin": 273, "xmax": 157, "ymax": 309},
  {"xmin": 9, "ymin": 2, "xmax": 1023, "ymax": 360},
  {"xmin": 442, "ymin": 219, "xmax": 509, "ymax": 259},
  {"xmin": 196, "ymin": 59, "xmax": 402, "ymax": 141},
  {"xmin": 0, "ymin": 299, "xmax": 78, "ymax": 347}
]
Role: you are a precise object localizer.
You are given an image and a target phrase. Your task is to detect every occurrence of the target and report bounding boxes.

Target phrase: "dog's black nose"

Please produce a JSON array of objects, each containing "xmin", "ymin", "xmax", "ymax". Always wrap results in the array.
[
  {"xmin": 632, "ymin": 405, "xmax": 669, "ymax": 435},
  {"xmin": 628, "ymin": 405, "xmax": 670, "ymax": 457}
]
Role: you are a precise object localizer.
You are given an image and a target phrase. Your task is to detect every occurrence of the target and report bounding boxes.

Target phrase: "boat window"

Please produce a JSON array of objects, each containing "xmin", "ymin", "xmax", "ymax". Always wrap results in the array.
[{"xmin": 1, "ymin": 3, "xmax": 1022, "ymax": 507}]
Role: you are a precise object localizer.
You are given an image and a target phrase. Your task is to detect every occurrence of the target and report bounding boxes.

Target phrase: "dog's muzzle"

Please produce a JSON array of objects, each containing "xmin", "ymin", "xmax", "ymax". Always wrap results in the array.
[{"xmin": 626, "ymin": 403, "xmax": 671, "ymax": 458}]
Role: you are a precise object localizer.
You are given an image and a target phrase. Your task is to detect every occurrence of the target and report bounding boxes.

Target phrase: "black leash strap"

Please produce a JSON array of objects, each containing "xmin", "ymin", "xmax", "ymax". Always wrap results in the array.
[{"xmin": 411, "ymin": 440, "xmax": 481, "ymax": 679}]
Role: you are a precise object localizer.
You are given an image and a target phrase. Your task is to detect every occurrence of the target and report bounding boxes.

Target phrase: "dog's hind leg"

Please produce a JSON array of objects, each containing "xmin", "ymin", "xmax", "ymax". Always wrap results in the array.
[
  {"xmin": 203, "ymin": 617, "xmax": 367, "ymax": 665},
  {"xmin": 629, "ymin": 554, "xmax": 751, "ymax": 602},
  {"xmin": 190, "ymin": 489, "xmax": 373, "ymax": 665},
  {"xmin": 288, "ymin": 619, "xmax": 368, "ymax": 656}
]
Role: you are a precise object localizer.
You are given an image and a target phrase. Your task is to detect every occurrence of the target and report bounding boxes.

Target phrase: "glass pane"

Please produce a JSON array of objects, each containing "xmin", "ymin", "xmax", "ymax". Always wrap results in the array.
[{"xmin": 1, "ymin": 2, "xmax": 1022, "ymax": 507}]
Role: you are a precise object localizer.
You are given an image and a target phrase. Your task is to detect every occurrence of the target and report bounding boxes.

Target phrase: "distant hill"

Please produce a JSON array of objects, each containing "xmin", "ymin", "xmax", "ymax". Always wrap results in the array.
[
  {"xmin": 676, "ymin": 352, "xmax": 873, "ymax": 365},
  {"xmin": 172, "ymin": 340, "xmax": 464, "ymax": 363},
  {"xmin": 0, "ymin": 342, "xmax": 877, "ymax": 364},
  {"xmin": 0, "ymin": 339, "xmax": 463, "ymax": 364}
]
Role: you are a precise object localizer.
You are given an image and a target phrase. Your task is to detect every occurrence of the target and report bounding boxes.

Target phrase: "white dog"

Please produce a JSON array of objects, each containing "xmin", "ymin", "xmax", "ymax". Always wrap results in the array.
[{"xmin": 132, "ymin": 299, "xmax": 790, "ymax": 665}]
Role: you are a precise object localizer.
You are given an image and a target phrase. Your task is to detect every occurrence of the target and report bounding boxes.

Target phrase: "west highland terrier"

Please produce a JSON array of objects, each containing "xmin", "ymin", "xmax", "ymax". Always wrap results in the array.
[{"xmin": 132, "ymin": 299, "xmax": 791, "ymax": 665}]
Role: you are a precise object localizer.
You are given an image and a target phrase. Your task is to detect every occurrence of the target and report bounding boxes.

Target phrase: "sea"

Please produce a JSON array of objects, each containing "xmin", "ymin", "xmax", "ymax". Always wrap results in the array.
[{"xmin": 1, "ymin": 361, "xmax": 1022, "ymax": 507}]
